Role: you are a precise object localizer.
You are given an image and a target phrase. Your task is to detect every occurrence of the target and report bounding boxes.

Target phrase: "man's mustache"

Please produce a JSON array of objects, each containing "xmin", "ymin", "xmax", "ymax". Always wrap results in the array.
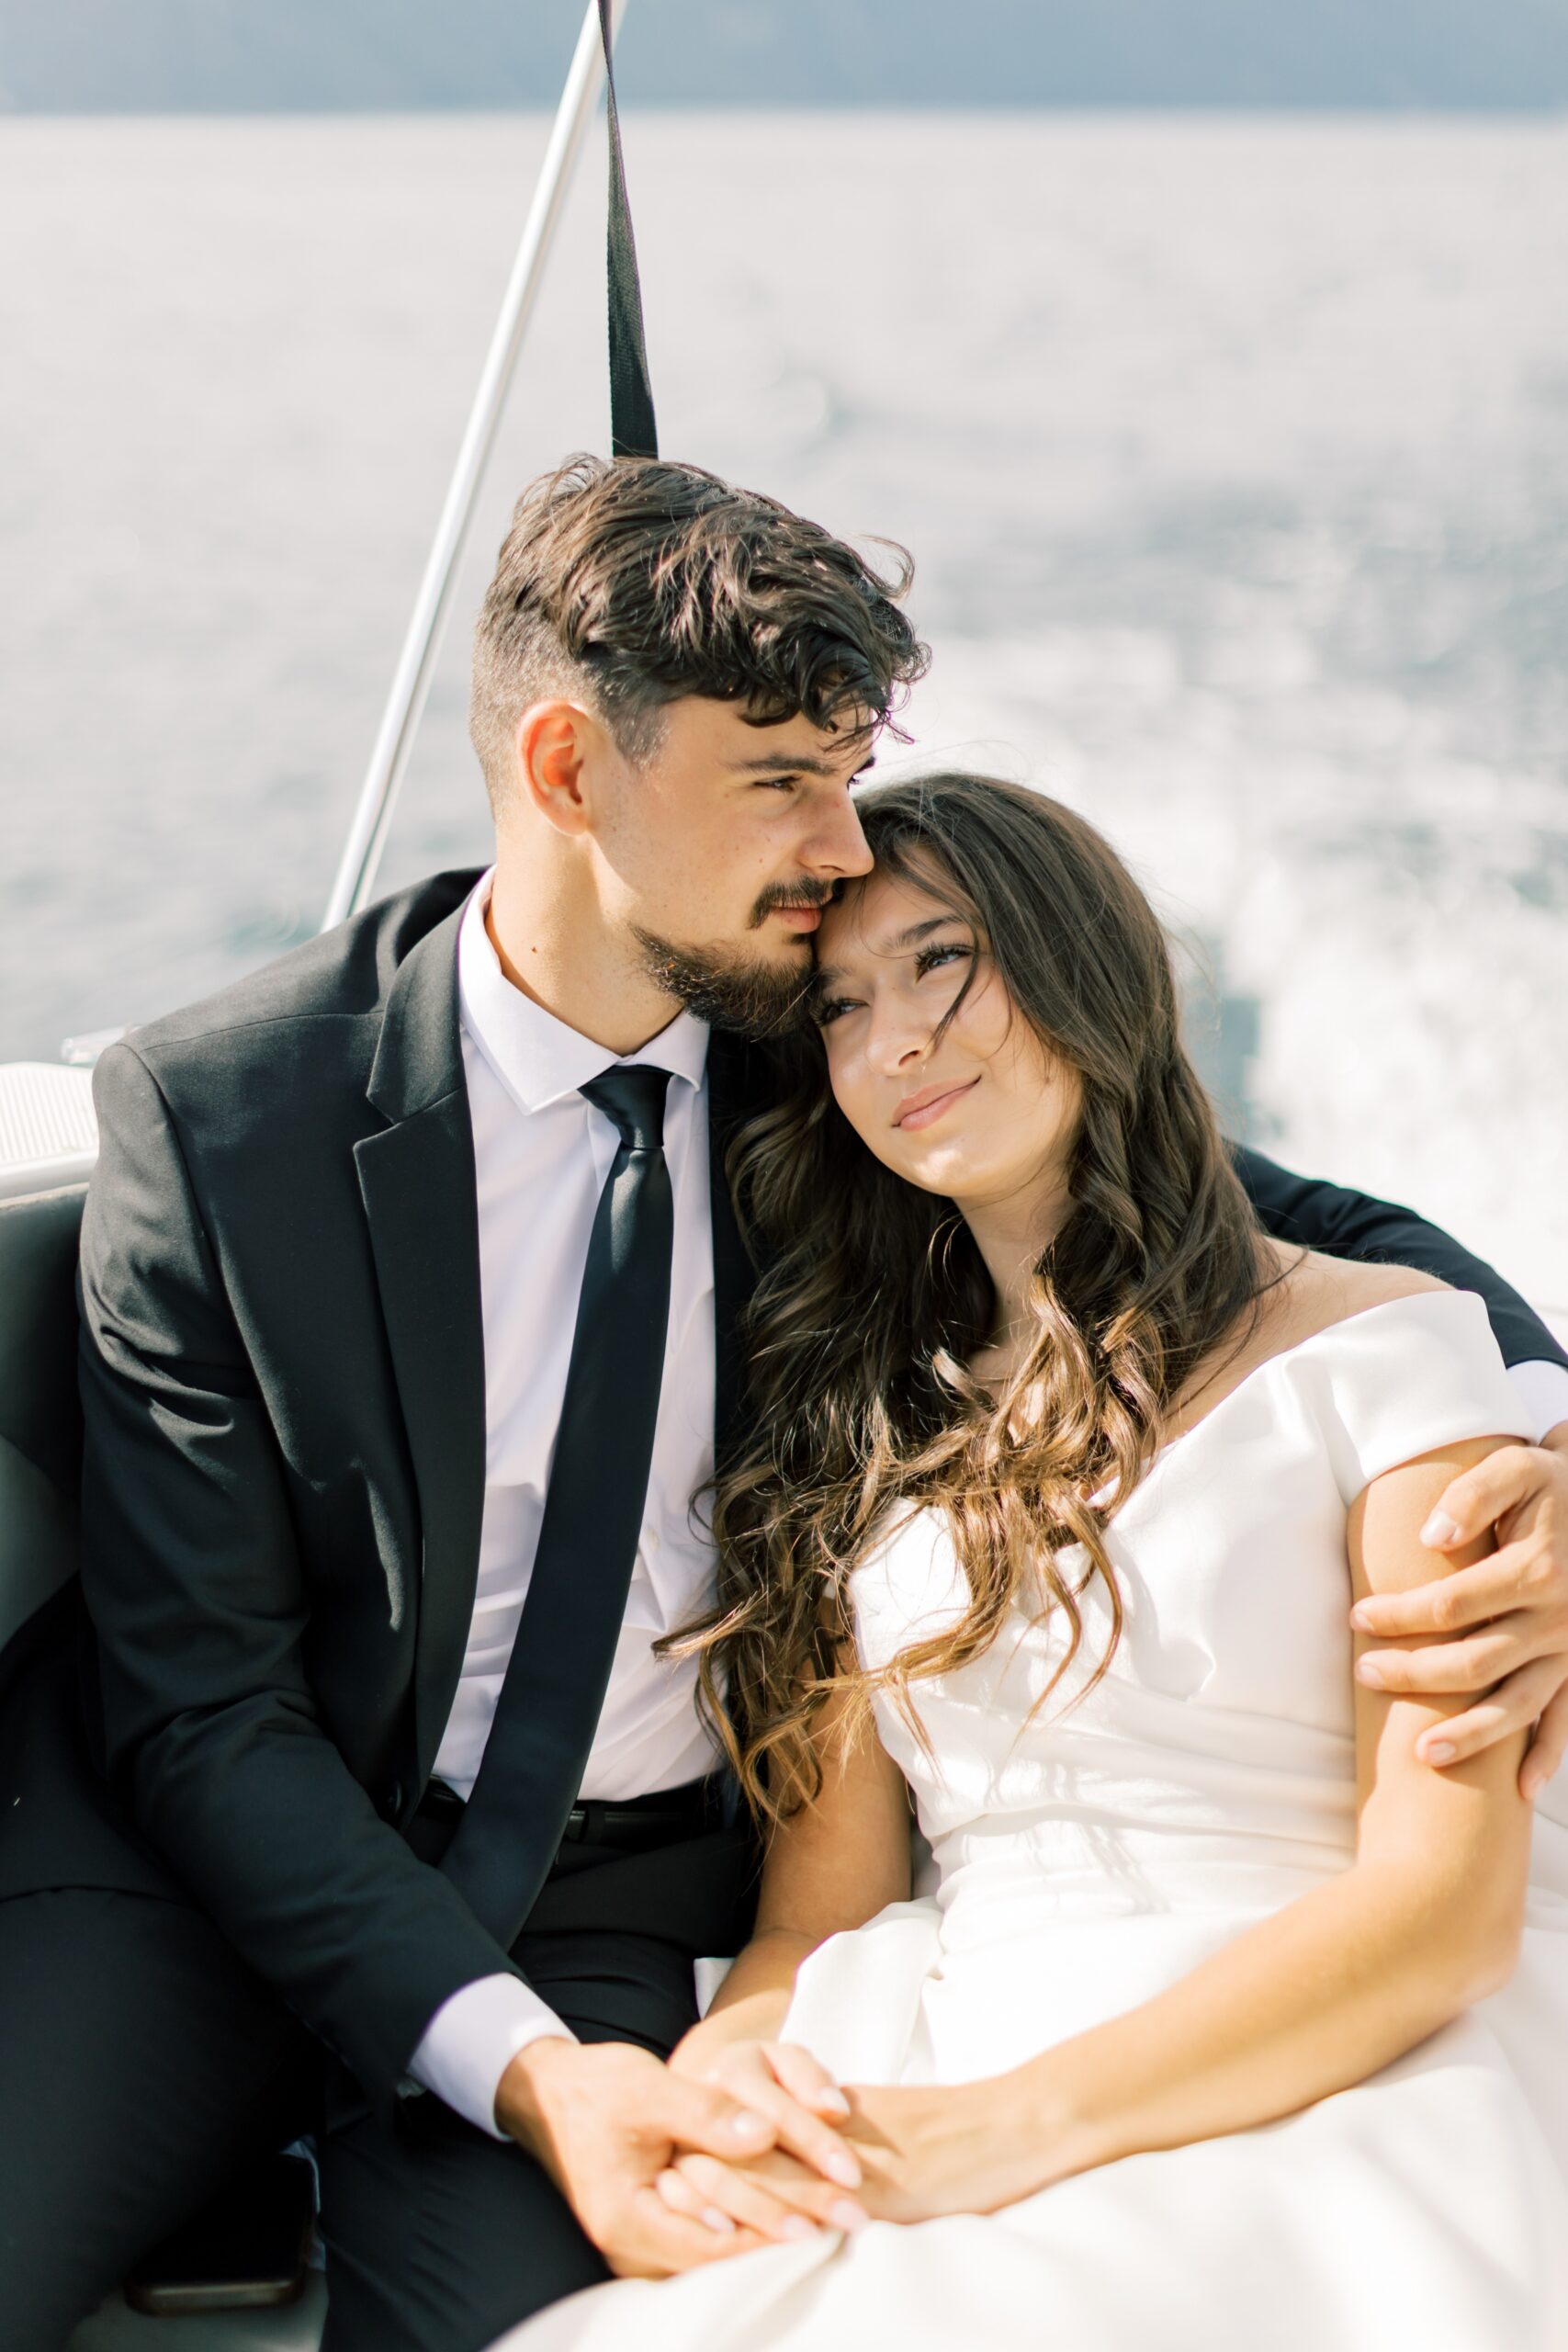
[{"xmin": 748, "ymin": 878, "xmax": 839, "ymax": 930}]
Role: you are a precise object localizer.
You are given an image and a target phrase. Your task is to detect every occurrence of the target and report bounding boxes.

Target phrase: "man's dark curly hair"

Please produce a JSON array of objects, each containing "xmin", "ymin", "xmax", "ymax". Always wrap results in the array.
[{"xmin": 468, "ymin": 454, "xmax": 929, "ymax": 801}]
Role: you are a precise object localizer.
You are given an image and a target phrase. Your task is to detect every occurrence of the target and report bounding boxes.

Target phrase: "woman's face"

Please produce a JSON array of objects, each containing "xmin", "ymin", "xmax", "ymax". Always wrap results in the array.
[{"xmin": 811, "ymin": 858, "xmax": 1082, "ymax": 1216}]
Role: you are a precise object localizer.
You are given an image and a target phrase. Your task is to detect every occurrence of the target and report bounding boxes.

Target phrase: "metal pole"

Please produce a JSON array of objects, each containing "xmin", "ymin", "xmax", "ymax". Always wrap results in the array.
[{"xmin": 322, "ymin": 0, "xmax": 627, "ymax": 932}]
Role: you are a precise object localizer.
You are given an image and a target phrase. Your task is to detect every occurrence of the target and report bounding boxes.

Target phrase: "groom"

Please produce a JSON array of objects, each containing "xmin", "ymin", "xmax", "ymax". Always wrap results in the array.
[{"xmin": 4, "ymin": 452, "xmax": 1568, "ymax": 2352}]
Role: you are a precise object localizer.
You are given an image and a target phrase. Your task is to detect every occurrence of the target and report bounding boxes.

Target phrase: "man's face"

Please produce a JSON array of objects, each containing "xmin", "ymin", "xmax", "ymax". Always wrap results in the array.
[{"xmin": 591, "ymin": 695, "xmax": 878, "ymax": 1036}]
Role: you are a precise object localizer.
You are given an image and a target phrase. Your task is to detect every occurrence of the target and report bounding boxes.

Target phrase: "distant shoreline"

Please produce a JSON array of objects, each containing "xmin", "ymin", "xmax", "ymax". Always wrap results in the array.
[
  {"xmin": 8, "ymin": 102, "xmax": 1568, "ymax": 120},
  {"xmin": 5, "ymin": 101, "xmax": 1568, "ymax": 118}
]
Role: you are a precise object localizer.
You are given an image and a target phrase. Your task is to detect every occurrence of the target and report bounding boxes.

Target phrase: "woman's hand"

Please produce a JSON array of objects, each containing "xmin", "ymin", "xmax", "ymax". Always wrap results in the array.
[
  {"xmin": 836, "ymin": 2078, "xmax": 1066, "ymax": 2222},
  {"xmin": 660, "ymin": 2037, "xmax": 870, "ymax": 2245}
]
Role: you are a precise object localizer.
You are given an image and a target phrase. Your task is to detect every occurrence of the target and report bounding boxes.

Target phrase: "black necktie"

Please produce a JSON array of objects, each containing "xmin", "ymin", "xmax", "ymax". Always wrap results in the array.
[{"xmin": 439, "ymin": 1063, "xmax": 675, "ymax": 1947}]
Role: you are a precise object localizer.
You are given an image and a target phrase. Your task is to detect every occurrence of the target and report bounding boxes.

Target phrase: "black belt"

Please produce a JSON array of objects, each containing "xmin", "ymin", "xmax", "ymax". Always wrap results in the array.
[{"xmin": 413, "ymin": 1772, "xmax": 723, "ymax": 1862}]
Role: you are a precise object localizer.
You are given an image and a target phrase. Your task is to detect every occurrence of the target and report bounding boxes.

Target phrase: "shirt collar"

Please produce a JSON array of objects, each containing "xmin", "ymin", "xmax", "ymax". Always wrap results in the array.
[{"xmin": 457, "ymin": 869, "xmax": 709, "ymax": 1115}]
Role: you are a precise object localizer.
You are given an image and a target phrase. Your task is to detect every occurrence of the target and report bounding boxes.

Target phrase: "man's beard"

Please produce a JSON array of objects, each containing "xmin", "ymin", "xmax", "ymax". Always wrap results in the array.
[
  {"xmin": 633, "ymin": 929, "xmax": 814, "ymax": 1040},
  {"xmin": 633, "ymin": 880, "xmax": 832, "ymax": 1041}
]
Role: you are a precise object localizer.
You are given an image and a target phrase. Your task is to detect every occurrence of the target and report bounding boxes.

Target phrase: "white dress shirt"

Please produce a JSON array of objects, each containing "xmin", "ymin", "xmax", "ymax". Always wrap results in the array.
[
  {"xmin": 409, "ymin": 873, "xmax": 722, "ymax": 2135},
  {"xmin": 1511, "ymin": 1359, "xmax": 1568, "ymax": 1453},
  {"xmin": 410, "ymin": 887, "xmax": 1568, "ymax": 2137}
]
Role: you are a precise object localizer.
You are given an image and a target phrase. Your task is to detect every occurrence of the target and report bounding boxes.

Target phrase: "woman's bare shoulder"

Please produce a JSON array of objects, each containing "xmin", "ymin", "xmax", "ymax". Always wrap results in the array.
[{"xmin": 1269, "ymin": 1242, "xmax": 1451, "ymax": 1335}]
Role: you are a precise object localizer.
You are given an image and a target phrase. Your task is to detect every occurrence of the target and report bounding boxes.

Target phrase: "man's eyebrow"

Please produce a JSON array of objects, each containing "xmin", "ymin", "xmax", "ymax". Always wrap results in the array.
[
  {"xmin": 729, "ymin": 750, "xmax": 877, "ymax": 776},
  {"xmin": 730, "ymin": 753, "xmax": 835, "ymax": 775}
]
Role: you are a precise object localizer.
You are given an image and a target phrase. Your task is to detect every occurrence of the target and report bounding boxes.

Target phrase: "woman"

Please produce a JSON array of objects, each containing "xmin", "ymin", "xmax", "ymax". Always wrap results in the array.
[{"xmin": 507, "ymin": 774, "xmax": 1568, "ymax": 2350}]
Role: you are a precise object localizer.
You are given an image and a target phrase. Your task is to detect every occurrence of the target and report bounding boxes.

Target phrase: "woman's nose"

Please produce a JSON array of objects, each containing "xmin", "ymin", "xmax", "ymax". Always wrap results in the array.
[{"xmin": 863, "ymin": 1001, "xmax": 928, "ymax": 1077}]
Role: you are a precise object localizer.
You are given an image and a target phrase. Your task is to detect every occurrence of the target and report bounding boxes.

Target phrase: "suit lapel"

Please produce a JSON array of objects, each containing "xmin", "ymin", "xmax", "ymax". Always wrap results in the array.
[{"xmin": 355, "ymin": 905, "xmax": 487, "ymax": 1787}]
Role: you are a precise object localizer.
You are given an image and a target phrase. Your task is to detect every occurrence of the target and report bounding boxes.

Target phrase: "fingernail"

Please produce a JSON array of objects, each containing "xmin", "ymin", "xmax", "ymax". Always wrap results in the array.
[
  {"xmin": 1424, "ymin": 1740, "xmax": 1456, "ymax": 1764},
  {"xmin": 1421, "ymin": 1511, "xmax": 1460, "ymax": 1548},
  {"xmin": 825, "ymin": 2152, "xmax": 863, "ymax": 2188},
  {"xmin": 829, "ymin": 2200, "xmax": 868, "ymax": 2233},
  {"xmin": 818, "ymin": 2089, "xmax": 852, "ymax": 2117},
  {"xmin": 1349, "ymin": 1603, "xmax": 1374, "ymax": 1632},
  {"xmin": 1356, "ymin": 1659, "xmax": 1384, "ymax": 1688},
  {"xmin": 728, "ymin": 2110, "xmax": 767, "ymax": 2139},
  {"xmin": 1521, "ymin": 1770, "xmax": 1543, "ymax": 1802},
  {"xmin": 779, "ymin": 2215, "xmax": 818, "ymax": 2242},
  {"xmin": 702, "ymin": 2207, "xmax": 737, "ymax": 2234}
]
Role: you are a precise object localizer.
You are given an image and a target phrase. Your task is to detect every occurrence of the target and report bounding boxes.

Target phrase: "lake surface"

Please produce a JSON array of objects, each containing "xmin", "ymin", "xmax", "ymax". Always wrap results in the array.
[{"xmin": 1, "ymin": 112, "xmax": 1563, "ymax": 1296}]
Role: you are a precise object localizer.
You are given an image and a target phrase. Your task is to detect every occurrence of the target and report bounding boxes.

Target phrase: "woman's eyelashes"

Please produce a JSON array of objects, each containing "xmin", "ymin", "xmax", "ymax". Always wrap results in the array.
[
  {"xmin": 811, "ymin": 991, "xmax": 855, "ymax": 1029},
  {"xmin": 914, "ymin": 940, "xmax": 973, "ymax": 981}
]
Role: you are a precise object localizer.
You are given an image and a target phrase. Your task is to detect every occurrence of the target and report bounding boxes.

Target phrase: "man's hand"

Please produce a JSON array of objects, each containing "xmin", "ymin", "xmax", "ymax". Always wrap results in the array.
[
  {"xmin": 496, "ymin": 2037, "xmax": 781, "ymax": 2277},
  {"xmin": 1350, "ymin": 1428, "xmax": 1568, "ymax": 1798}
]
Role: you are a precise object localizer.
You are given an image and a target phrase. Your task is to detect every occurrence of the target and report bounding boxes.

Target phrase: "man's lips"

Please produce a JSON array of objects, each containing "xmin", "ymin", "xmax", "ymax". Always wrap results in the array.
[
  {"xmin": 893, "ymin": 1076, "xmax": 979, "ymax": 1131},
  {"xmin": 771, "ymin": 904, "xmax": 823, "ymax": 933}
]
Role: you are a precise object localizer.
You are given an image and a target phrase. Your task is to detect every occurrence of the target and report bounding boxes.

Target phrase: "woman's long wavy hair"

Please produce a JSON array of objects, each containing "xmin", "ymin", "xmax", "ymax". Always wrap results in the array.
[{"xmin": 668, "ymin": 773, "xmax": 1275, "ymax": 1826}]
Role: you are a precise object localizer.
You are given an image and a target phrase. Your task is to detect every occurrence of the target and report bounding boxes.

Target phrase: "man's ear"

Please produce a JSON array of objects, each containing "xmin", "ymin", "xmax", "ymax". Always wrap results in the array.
[{"xmin": 513, "ymin": 699, "xmax": 603, "ymax": 838}]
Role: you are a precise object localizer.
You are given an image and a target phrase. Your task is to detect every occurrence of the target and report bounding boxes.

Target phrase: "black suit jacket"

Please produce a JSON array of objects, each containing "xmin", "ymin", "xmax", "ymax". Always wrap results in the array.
[{"xmin": 3, "ymin": 868, "xmax": 1562, "ymax": 2108}]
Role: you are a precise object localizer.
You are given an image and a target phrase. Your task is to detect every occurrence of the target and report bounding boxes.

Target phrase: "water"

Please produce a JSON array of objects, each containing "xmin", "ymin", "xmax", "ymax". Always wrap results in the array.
[{"xmin": 1, "ymin": 113, "xmax": 1564, "ymax": 1298}]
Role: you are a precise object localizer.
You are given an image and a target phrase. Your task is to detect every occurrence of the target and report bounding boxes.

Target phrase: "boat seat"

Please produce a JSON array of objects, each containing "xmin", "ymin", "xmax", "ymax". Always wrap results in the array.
[
  {"xmin": 0, "ymin": 1183, "xmax": 88, "ymax": 1656},
  {"xmin": 0, "ymin": 1184, "xmax": 325, "ymax": 2348},
  {"xmin": 68, "ymin": 2278, "xmax": 328, "ymax": 2351}
]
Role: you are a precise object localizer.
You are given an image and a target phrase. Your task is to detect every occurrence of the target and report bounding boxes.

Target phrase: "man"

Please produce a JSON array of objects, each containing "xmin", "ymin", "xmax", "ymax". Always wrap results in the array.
[{"xmin": 3, "ymin": 454, "xmax": 1567, "ymax": 2352}]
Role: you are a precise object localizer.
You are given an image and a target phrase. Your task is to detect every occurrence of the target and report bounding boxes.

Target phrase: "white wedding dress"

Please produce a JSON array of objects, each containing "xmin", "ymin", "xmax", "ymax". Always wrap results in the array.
[{"xmin": 502, "ymin": 1292, "xmax": 1568, "ymax": 2352}]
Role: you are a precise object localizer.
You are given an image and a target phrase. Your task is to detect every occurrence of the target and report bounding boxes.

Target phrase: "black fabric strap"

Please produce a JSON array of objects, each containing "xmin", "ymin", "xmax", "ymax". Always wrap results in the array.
[{"xmin": 597, "ymin": 0, "xmax": 659, "ymax": 460}]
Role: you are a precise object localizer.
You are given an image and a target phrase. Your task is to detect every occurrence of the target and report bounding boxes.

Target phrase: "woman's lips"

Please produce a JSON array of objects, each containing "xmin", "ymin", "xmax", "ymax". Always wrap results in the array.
[{"xmin": 894, "ymin": 1076, "xmax": 979, "ymax": 1131}]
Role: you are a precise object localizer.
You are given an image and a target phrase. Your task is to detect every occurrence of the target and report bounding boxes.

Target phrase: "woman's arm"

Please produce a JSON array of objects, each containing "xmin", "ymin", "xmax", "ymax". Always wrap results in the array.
[
  {"xmin": 1238, "ymin": 1155, "xmax": 1568, "ymax": 1794},
  {"xmin": 678, "ymin": 1675, "xmax": 913, "ymax": 2064},
  {"xmin": 837, "ymin": 1433, "xmax": 1534, "ymax": 2222}
]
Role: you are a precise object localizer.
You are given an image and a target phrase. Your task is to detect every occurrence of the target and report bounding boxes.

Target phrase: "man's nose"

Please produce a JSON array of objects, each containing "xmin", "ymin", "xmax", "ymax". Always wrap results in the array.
[{"xmin": 802, "ymin": 786, "xmax": 874, "ymax": 879}]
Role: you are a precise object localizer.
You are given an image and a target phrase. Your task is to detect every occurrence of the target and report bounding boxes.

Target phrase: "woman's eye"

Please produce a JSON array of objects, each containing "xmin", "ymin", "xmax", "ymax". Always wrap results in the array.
[
  {"xmin": 915, "ymin": 942, "xmax": 973, "ymax": 978},
  {"xmin": 811, "ymin": 996, "xmax": 856, "ymax": 1028}
]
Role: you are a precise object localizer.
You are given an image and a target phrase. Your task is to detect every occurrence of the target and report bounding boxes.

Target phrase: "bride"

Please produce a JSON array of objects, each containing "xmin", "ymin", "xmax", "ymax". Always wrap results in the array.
[{"xmin": 503, "ymin": 771, "xmax": 1568, "ymax": 2350}]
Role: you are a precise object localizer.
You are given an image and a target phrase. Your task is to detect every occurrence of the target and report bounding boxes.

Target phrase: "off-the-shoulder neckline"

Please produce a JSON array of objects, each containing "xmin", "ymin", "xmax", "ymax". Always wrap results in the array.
[
  {"xmin": 864, "ymin": 1290, "xmax": 1496, "ymax": 1563},
  {"xmin": 1151, "ymin": 1284, "xmax": 1483, "ymax": 1465}
]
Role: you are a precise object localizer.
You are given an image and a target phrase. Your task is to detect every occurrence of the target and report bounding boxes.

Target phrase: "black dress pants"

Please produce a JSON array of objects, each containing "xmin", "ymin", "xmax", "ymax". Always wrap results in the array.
[{"xmin": 0, "ymin": 1824, "xmax": 752, "ymax": 2352}]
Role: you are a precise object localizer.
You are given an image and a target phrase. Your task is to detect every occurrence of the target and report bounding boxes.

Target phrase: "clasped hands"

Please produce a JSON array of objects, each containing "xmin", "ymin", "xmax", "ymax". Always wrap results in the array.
[{"xmin": 496, "ymin": 2029, "xmax": 1013, "ymax": 2279}]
